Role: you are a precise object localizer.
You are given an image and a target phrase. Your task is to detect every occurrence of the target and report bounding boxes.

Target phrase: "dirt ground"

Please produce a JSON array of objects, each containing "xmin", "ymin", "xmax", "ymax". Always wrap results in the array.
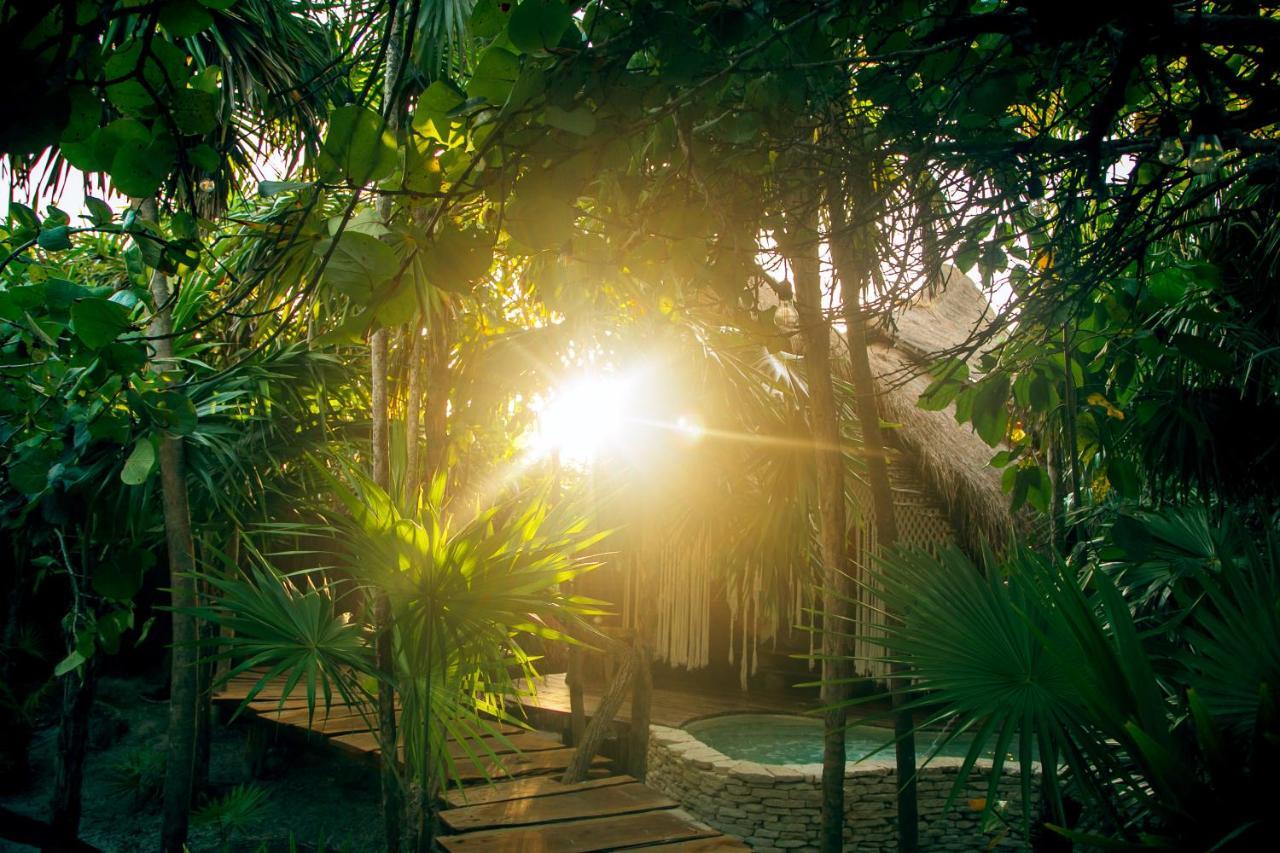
[{"xmin": 0, "ymin": 674, "xmax": 385, "ymax": 852}]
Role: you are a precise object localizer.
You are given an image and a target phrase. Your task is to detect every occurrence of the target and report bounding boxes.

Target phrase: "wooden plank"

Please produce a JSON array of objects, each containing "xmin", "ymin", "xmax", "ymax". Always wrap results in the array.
[
  {"xmin": 442, "ymin": 774, "xmax": 634, "ymax": 810},
  {"xmin": 450, "ymin": 747, "xmax": 609, "ymax": 784},
  {"xmin": 438, "ymin": 811, "xmax": 719, "ymax": 853},
  {"xmin": 441, "ymin": 782, "xmax": 676, "ymax": 832},
  {"xmin": 625, "ymin": 839, "xmax": 751, "ymax": 851},
  {"xmin": 446, "ymin": 731, "xmax": 564, "ymax": 759},
  {"xmin": 325, "ymin": 736, "xmax": 598, "ymax": 784}
]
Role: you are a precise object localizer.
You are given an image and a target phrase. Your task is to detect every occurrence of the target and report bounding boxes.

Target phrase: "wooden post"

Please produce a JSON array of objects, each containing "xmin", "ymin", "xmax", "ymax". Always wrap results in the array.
[
  {"xmin": 626, "ymin": 640, "xmax": 652, "ymax": 781},
  {"xmin": 567, "ymin": 645, "xmax": 586, "ymax": 746},
  {"xmin": 561, "ymin": 642, "xmax": 636, "ymax": 784}
]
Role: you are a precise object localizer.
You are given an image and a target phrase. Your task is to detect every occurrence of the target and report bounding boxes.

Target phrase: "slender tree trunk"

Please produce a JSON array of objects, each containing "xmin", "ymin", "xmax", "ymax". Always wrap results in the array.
[
  {"xmin": 403, "ymin": 327, "xmax": 426, "ymax": 507},
  {"xmin": 783, "ymin": 202, "xmax": 851, "ymax": 853},
  {"xmin": 422, "ymin": 314, "xmax": 452, "ymax": 485},
  {"xmin": 371, "ymin": 6, "xmax": 408, "ymax": 847},
  {"xmin": 48, "ymin": 653, "xmax": 97, "ymax": 849},
  {"xmin": 140, "ymin": 200, "xmax": 201, "ymax": 853},
  {"xmin": 828, "ymin": 170, "xmax": 918, "ymax": 853},
  {"xmin": 371, "ymin": 327, "xmax": 402, "ymax": 852}
]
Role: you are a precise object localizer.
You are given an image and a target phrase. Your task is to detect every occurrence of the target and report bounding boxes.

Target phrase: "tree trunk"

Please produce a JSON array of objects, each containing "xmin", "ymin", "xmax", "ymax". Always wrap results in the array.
[
  {"xmin": 562, "ymin": 639, "xmax": 636, "ymax": 784},
  {"xmin": 783, "ymin": 202, "xmax": 851, "ymax": 853},
  {"xmin": 48, "ymin": 654, "xmax": 97, "ymax": 849},
  {"xmin": 371, "ymin": 326, "xmax": 402, "ymax": 853},
  {"xmin": 403, "ymin": 327, "xmax": 426, "ymax": 508},
  {"xmin": 828, "ymin": 172, "xmax": 918, "ymax": 853},
  {"xmin": 372, "ymin": 7, "xmax": 407, "ymax": 847},
  {"xmin": 626, "ymin": 640, "xmax": 652, "ymax": 781},
  {"xmin": 422, "ymin": 313, "xmax": 452, "ymax": 486},
  {"xmin": 141, "ymin": 200, "xmax": 201, "ymax": 853}
]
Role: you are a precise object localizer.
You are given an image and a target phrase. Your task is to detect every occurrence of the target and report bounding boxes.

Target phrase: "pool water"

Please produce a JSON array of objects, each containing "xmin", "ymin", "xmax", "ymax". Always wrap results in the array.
[{"xmin": 684, "ymin": 713, "xmax": 977, "ymax": 766}]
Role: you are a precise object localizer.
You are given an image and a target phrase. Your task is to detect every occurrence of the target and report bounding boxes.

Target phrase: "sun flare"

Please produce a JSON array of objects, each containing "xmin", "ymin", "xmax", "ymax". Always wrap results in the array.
[{"xmin": 529, "ymin": 374, "xmax": 630, "ymax": 467}]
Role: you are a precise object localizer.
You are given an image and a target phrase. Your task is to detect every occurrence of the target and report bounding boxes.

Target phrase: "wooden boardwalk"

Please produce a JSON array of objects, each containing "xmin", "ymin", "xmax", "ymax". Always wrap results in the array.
[{"xmin": 213, "ymin": 672, "xmax": 749, "ymax": 851}]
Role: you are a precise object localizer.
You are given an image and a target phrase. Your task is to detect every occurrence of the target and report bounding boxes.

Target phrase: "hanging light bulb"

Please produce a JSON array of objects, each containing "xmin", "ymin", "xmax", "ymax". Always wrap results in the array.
[
  {"xmin": 1156, "ymin": 136, "xmax": 1184, "ymax": 166},
  {"xmin": 1188, "ymin": 134, "xmax": 1225, "ymax": 174},
  {"xmin": 774, "ymin": 299, "xmax": 799, "ymax": 332},
  {"xmin": 1027, "ymin": 197, "xmax": 1051, "ymax": 219},
  {"xmin": 198, "ymin": 177, "xmax": 216, "ymax": 193}
]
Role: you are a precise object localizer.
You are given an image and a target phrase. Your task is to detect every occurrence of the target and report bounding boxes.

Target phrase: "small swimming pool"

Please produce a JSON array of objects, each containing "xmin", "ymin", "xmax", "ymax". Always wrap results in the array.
[{"xmin": 684, "ymin": 713, "xmax": 977, "ymax": 766}]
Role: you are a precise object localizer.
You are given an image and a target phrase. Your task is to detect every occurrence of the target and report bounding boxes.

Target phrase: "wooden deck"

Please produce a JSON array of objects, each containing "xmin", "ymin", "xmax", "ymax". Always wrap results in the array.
[{"xmin": 213, "ymin": 672, "xmax": 749, "ymax": 851}]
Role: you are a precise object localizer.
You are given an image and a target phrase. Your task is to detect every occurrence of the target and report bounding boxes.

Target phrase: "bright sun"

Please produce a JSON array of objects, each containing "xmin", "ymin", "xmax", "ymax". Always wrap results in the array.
[{"xmin": 529, "ymin": 374, "xmax": 630, "ymax": 467}]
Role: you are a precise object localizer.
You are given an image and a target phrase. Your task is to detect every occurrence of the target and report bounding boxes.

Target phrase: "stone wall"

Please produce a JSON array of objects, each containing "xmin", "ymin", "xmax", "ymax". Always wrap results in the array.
[{"xmin": 647, "ymin": 724, "xmax": 1031, "ymax": 852}]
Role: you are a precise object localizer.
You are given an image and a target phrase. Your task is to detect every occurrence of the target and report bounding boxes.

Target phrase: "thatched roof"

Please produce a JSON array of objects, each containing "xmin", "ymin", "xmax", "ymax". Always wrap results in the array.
[
  {"xmin": 823, "ymin": 266, "xmax": 1014, "ymax": 556},
  {"xmin": 861, "ymin": 267, "xmax": 1014, "ymax": 555}
]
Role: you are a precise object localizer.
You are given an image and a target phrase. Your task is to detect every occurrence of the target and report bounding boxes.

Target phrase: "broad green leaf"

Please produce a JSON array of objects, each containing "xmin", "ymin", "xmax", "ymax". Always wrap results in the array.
[
  {"xmin": 419, "ymin": 226, "xmax": 494, "ymax": 290},
  {"xmin": 971, "ymin": 374, "xmax": 1011, "ymax": 447},
  {"xmin": 170, "ymin": 88, "xmax": 219, "ymax": 135},
  {"xmin": 467, "ymin": 47, "xmax": 521, "ymax": 106},
  {"xmin": 469, "ymin": 0, "xmax": 513, "ymax": 38},
  {"xmin": 71, "ymin": 298, "xmax": 132, "ymax": 348},
  {"xmin": 508, "ymin": 0, "xmax": 572, "ymax": 54},
  {"xmin": 54, "ymin": 650, "xmax": 86, "ymax": 677},
  {"xmin": 160, "ymin": 0, "xmax": 215, "ymax": 37},
  {"xmin": 94, "ymin": 551, "xmax": 153, "ymax": 602},
  {"xmin": 103, "ymin": 39, "xmax": 190, "ymax": 115},
  {"xmin": 8, "ymin": 446, "xmax": 57, "ymax": 496},
  {"xmin": 37, "ymin": 226, "xmax": 72, "ymax": 251},
  {"xmin": 258, "ymin": 180, "xmax": 312, "ymax": 197},
  {"xmin": 1171, "ymin": 333, "xmax": 1233, "ymax": 373},
  {"xmin": 188, "ymin": 142, "xmax": 220, "ymax": 172},
  {"xmin": 110, "ymin": 128, "xmax": 177, "ymax": 198},
  {"xmin": 85, "ymin": 197, "xmax": 115, "ymax": 227},
  {"xmin": 317, "ymin": 231, "xmax": 401, "ymax": 300},
  {"xmin": 543, "ymin": 105, "xmax": 597, "ymax": 136},
  {"xmin": 315, "ymin": 105, "xmax": 398, "ymax": 185},
  {"xmin": 145, "ymin": 390, "xmax": 198, "ymax": 435},
  {"xmin": 121, "ymin": 437, "xmax": 156, "ymax": 486}
]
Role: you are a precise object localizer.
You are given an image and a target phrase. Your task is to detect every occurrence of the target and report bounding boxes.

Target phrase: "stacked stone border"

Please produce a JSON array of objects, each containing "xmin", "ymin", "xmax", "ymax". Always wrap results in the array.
[{"xmin": 647, "ymin": 720, "xmax": 1032, "ymax": 852}]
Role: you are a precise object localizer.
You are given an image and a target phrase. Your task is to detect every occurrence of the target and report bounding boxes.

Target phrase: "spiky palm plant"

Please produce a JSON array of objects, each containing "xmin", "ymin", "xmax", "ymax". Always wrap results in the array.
[
  {"xmin": 841, "ymin": 508, "xmax": 1280, "ymax": 850},
  {"xmin": 198, "ymin": 458, "xmax": 606, "ymax": 847}
]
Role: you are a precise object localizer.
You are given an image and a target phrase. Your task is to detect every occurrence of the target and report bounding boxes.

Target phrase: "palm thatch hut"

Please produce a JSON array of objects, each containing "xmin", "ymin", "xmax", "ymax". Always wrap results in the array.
[{"xmin": 602, "ymin": 266, "xmax": 1012, "ymax": 688}]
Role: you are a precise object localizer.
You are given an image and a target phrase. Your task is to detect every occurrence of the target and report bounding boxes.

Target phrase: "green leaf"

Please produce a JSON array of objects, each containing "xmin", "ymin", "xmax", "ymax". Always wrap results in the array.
[
  {"xmin": 508, "ymin": 1, "xmax": 573, "ymax": 54},
  {"xmin": 469, "ymin": 0, "xmax": 513, "ymax": 38},
  {"xmin": 103, "ymin": 39, "xmax": 190, "ymax": 115},
  {"xmin": 85, "ymin": 197, "xmax": 115, "ymax": 227},
  {"xmin": 189, "ymin": 142, "xmax": 220, "ymax": 172},
  {"xmin": 467, "ymin": 47, "xmax": 521, "ymax": 106},
  {"xmin": 171, "ymin": 88, "xmax": 220, "ymax": 135},
  {"xmin": 8, "ymin": 446, "xmax": 57, "ymax": 496},
  {"xmin": 971, "ymin": 374, "xmax": 1011, "ymax": 447},
  {"xmin": 543, "ymin": 105, "xmax": 597, "ymax": 136},
  {"xmin": 121, "ymin": 437, "xmax": 157, "ymax": 486},
  {"xmin": 71, "ymin": 298, "xmax": 132, "ymax": 349},
  {"xmin": 317, "ymin": 231, "xmax": 401, "ymax": 300},
  {"xmin": 160, "ymin": 0, "xmax": 215, "ymax": 37},
  {"xmin": 95, "ymin": 550, "xmax": 152, "ymax": 602},
  {"xmin": 54, "ymin": 650, "xmax": 86, "ymax": 677},
  {"xmin": 110, "ymin": 128, "xmax": 177, "ymax": 198},
  {"xmin": 258, "ymin": 180, "xmax": 312, "ymax": 197},
  {"xmin": 315, "ymin": 105, "xmax": 398, "ymax": 186},
  {"xmin": 1171, "ymin": 333, "xmax": 1233, "ymax": 373},
  {"xmin": 144, "ymin": 390, "xmax": 198, "ymax": 435},
  {"xmin": 37, "ymin": 226, "xmax": 72, "ymax": 251},
  {"xmin": 102, "ymin": 341, "xmax": 148, "ymax": 374},
  {"xmin": 419, "ymin": 226, "xmax": 494, "ymax": 289}
]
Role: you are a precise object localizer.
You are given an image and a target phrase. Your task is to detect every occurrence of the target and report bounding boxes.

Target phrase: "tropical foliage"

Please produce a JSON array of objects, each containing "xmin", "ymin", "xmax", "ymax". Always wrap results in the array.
[{"xmin": 2, "ymin": 0, "xmax": 1278, "ymax": 850}]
